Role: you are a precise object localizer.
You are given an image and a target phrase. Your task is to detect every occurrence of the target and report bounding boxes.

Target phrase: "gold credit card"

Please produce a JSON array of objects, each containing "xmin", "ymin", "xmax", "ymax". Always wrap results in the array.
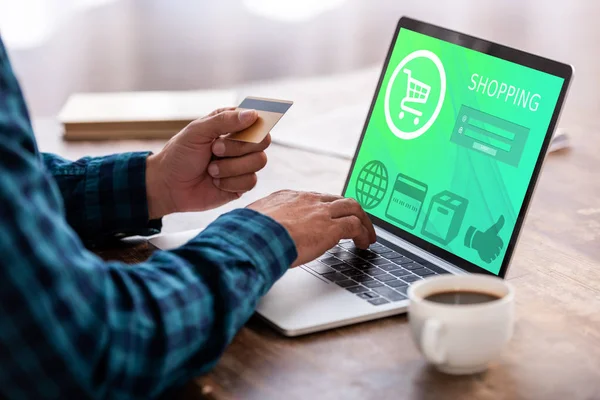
[{"xmin": 227, "ymin": 96, "xmax": 293, "ymax": 143}]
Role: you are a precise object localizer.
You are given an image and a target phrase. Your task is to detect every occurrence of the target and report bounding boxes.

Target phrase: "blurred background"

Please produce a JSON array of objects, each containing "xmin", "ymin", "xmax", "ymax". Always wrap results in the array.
[
  {"xmin": 2, "ymin": 0, "xmax": 595, "ymax": 121},
  {"xmin": 1, "ymin": 0, "xmax": 597, "ymax": 232}
]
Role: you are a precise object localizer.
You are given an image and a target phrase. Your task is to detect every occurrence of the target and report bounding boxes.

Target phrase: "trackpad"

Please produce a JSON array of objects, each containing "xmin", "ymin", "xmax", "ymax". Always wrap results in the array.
[{"xmin": 256, "ymin": 267, "xmax": 370, "ymax": 333}]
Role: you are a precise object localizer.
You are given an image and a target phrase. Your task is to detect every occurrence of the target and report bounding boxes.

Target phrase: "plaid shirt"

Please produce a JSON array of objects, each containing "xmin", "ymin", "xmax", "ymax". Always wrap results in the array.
[{"xmin": 0, "ymin": 37, "xmax": 297, "ymax": 399}]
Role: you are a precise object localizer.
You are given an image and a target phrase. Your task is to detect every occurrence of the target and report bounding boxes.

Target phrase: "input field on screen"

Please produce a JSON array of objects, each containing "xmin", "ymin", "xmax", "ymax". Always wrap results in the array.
[
  {"xmin": 450, "ymin": 105, "xmax": 530, "ymax": 168},
  {"xmin": 467, "ymin": 118, "xmax": 516, "ymax": 141},
  {"xmin": 463, "ymin": 127, "xmax": 512, "ymax": 152}
]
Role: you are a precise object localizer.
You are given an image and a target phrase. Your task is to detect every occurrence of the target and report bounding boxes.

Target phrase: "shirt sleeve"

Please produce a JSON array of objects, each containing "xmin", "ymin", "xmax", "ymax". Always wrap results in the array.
[
  {"xmin": 42, "ymin": 152, "xmax": 163, "ymax": 243},
  {"xmin": 0, "ymin": 36, "xmax": 298, "ymax": 399}
]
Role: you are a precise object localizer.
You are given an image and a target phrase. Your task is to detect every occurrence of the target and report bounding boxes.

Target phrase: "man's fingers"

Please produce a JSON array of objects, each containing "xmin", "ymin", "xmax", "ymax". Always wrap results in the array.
[
  {"xmin": 334, "ymin": 216, "xmax": 371, "ymax": 249},
  {"xmin": 213, "ymin": 173, "xmax": 258, "ymax": 193},
  {"xmin": 206, "ymin": 107, "xmax": 236, "ymax": 117},
  {"xmin": 353, "ymin": 226, "xmax": 374, "ymax": 249},
  {"xmin": 190, "ymin": 109, "xmax": 258, "ymax": 141},
  {"xmin": 329, "ymin": 198, "xmax": 377, "ymax": 244},
  {"xmin": 208, "ymin": 152, "xmax": 268, "ymax": 178},
  {"xmin": 319, "ymin": 193, "xmax": 343, "ymax": 203},
  {"xmin": 212, "ymin": 133, "xmax": 271, "ymax": 157}
]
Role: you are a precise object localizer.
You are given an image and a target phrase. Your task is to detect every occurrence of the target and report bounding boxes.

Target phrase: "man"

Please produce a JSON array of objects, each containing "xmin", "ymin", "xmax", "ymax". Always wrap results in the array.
[{"xmin": 0, "ymin": 37, "xmax": 376, "ymax": 398}]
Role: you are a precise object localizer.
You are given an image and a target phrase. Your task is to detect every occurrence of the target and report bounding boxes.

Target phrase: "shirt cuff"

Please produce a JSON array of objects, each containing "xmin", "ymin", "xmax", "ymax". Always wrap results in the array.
[
  {"xmin": 189, "ymin": 208, "xmax": 298, "ymax": 292},
  {"xmin": 84, "ymin": 152, "xmax": 162, "ymax": 241}
]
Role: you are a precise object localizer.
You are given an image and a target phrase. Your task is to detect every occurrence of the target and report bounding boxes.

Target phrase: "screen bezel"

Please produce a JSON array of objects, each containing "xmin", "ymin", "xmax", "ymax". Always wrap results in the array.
[{"xmin": 341, "ymin": 16, "xmax": 573, "ymax": 278}]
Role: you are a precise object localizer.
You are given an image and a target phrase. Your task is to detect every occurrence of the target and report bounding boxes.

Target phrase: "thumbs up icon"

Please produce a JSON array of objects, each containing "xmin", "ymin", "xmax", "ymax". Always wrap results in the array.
[{"xmin": 464, "ymin": 216, "xmax": 506, "ymax": 263}]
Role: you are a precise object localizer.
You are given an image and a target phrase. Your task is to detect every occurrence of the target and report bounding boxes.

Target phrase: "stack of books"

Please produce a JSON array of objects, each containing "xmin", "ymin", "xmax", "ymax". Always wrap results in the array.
[{"xmin": 59, "ymin": 90, "xmax": 237, "ymax": 141}]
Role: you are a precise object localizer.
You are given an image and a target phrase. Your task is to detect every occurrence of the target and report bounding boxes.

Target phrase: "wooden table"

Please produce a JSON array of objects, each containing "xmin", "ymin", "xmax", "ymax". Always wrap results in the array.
[{"xmin": 78, "ymin": 121, "xmax": 600, "ymax": 400}]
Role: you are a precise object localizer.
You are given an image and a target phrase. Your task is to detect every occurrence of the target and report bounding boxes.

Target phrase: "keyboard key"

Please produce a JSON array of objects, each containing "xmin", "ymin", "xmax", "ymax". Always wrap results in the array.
[
  {"xmin": 327, "ymin": 246, "xmax": 345, "ymax": 254},
  {"xmin": 369, "ymin": 298, "xmax": 390, "ymax": 306},
  {"xmin": 357, "ymin": 292, "xmax": 379, "ymax": 300},
  {"xmin": 412, "ymin": 268, "xmax": 436, "ymax": 277},
  {"xmin": 402, "ymin": 263, "xmax": 425, "ymax": 270},
  {"xmin": 368, "ymin": 258, "xmax": 390, "ymax": 266},
  {"xmin": 319, "ymin": 256, "xmax": 343, "ymax": 266},
  {"xmin": 354, "ymin": 274, "xmax": 375, "ymax": 283},
  {"xmin": 370, "ymin": 249, "xmax": 388, "ymax": 255},
  {"xmin": 378, "ymin": 253, "xmax": 397, "ymax": 260},
  {"xmin": 386, "ymin": 280, "xmax": 409, "ymax": 289},
  {"xmin": 378, "ymin": 251, "xmax": 398, "ymax": 258},
  {"xmin": 401, "ymin": 275, "xmax": 423, "ymax": 283},
  {"xmin": 390, "ymin": 268, "xmax": 412, "ymax": 277},
  {"xmin": 392, "ymin": 257, "xmax": 413, "ymax": 265},
  {"xmin": 329, "ymin": 263, "xmax": 349, "ymax": 271},
  {"xmin": 359, "ymin": 252, "xmax": 380, "ymax": 260},
  {"xmin": 378, "ymin": 263, "xmax": 401, "ymax": 272},
  {"xmin": 338, "ymin": 264, "xmax": 356, "ymax": 272},
  {"xmin": 328, "ymin": 250, "xmax": 348, "ymax": 258},
  {"xmin": 346, "ymin": 285, "xmax": 369, "ymax": 294},
  {"xmin": 384, "ymin": 253, "xmax": 407, "ymax": 260},
  {"xmin": 336, "ymin": 279, "xmax": 357, "ymax": 288},
  {"xmin": 363, "ymin": 267, "xmax": 387, "ymax": 276},
  {"xmin": 335, "ymin": 251, "xmax": 359, "ymax": 261},
  {"xmin": 349, "ymin": 247, "xmax": 368, "ymax": 256},
  {"xmin": 346, "ymin": 259, "xmax": 367, "ymax": 267},
  {"xmin": 322, "ymin": 272, "xmax": 347, "ymax": 282},
  {"xmin": 363, "ymin": 281, "xmax": 384, "ymax": 288},
  {"xmin": 394, "ymin": 285, "xmax": 409, "ymax": 295},
  {"xmin": 353, "ymin": 263, "xmax": 372, "ymax": 270},
  {"xmin": 343, "ymin": 269, "xmax": 364, "ymax": 277},
  {"xmin": 305, "ymin": 261, "xmax": 335, "ymax": 275},
  {"xmin": 372, "ymin": 286, "xmax": 407, "ymax": 302},
  {"xmin": 340, "ymin": 242, "xmax": 355, "ymax": 249},
  {"xmin": 376, "ymin": 274, "xmax": 397, "ymax": 282}
]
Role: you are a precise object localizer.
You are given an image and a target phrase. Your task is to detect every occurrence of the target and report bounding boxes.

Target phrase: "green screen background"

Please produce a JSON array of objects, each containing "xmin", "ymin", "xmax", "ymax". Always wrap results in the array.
[{"xmin": 344, "ymin": 29, "xmax": 564, "ymax": 274}]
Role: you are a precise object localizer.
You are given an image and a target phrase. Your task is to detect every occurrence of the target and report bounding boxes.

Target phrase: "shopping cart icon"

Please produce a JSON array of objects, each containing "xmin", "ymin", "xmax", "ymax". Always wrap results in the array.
[{"xmin": 398, "ymin": 68, "xmax": 431, "ymax": 125}]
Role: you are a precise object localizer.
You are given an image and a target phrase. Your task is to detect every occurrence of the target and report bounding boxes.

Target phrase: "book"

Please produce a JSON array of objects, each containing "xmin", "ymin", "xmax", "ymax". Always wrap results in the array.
[{"xmin": 59, "ymin": 90, "xmax": 237, "ymax": 141}]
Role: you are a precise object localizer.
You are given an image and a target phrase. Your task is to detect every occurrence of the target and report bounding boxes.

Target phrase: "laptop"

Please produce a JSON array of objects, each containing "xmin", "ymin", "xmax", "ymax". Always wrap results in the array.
[{"xmin": 256, "ymin": 17, "xmax": 573, "ymax": 336}]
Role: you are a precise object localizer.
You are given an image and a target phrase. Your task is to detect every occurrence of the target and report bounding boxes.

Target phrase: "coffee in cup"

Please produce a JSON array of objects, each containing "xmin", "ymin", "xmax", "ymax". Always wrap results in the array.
[
  {"xmin": 424, "ymin": 290, "xmax": 501, "ymax": 305},
  {"xmin": 408, "ymin": 274, "xmax": 515, "ymax": 375}
]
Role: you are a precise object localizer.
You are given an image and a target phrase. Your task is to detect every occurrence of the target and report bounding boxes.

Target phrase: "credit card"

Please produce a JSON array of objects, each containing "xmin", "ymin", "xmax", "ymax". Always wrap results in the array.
[
  {"xmin": 385, "ymin": 173, "xmax": 428, "ymax": 230},
  {"xmin": 227, "ymin": 96, "xmax": 293, "ymax": 143}
]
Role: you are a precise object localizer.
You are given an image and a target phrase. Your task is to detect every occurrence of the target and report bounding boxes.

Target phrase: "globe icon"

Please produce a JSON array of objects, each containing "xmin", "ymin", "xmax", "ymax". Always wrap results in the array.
[{"xmin": 356, "ymin": 160, "xmax": 389, "ymax": 209}]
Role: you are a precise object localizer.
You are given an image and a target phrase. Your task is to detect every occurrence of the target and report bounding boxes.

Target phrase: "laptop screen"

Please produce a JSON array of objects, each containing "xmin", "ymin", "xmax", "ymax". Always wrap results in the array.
[{"xmin": 343, "ymin": 28, "xmax": 565, "ymax": 275}]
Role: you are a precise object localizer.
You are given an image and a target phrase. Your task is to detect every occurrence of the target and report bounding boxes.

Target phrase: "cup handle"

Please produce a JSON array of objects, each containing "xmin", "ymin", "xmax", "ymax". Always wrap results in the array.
[{"xmin": 421, "ymin": 319, "xmax": 446, "ymax": 365}]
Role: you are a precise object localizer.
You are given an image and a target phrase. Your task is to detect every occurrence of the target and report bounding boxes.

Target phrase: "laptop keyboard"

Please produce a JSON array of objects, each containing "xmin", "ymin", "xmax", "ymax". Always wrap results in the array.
[{"xmin": 302, "ymin": 239, "xmax": 447, "ymax": 306}]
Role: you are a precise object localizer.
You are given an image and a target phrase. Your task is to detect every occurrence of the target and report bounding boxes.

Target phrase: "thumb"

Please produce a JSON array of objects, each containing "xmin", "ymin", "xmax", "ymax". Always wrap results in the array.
[
  {"xmin": 190, "ymin": 109, "xmax": 258, "ymax": 141},
  {"xmin": 486, "ymin": 215, "xmax": 505, "ymax": 234}
]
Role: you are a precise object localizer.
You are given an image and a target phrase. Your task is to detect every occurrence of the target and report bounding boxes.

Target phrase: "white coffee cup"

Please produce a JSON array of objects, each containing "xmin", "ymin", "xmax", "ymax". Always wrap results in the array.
[{"xmin": 408, "ymin": 274, "xmax": 515, "ymax": 375}]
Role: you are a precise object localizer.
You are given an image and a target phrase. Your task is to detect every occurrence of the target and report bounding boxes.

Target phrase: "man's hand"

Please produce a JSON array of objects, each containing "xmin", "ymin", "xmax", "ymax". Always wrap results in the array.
[
  {"xmin": 248, "ymin": 190, "xmax": 377, "ymax": 267},
  {"xmin": 146, "ymin": 108, "xmax": 271, "ymax": 219}
]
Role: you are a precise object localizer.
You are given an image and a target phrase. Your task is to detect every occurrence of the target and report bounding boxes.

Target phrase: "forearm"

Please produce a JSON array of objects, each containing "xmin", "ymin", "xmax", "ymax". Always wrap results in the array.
[
  {"xmin": 0, "ymin": 203, "xmax": 295, "ymax": 399},
  {"xmin": 43, "ymin": 152, "xmax": 162, "ymax": 243},
  {"xmin": 100, "ymin": 209, "xmax": 296, "ymax": 396}
]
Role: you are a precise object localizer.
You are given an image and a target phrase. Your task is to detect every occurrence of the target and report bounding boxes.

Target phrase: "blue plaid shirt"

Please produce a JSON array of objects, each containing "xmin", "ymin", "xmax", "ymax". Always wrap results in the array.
[{"xmin": 0, "ymin": 37, "xmax": 297, "ymax": 399}]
